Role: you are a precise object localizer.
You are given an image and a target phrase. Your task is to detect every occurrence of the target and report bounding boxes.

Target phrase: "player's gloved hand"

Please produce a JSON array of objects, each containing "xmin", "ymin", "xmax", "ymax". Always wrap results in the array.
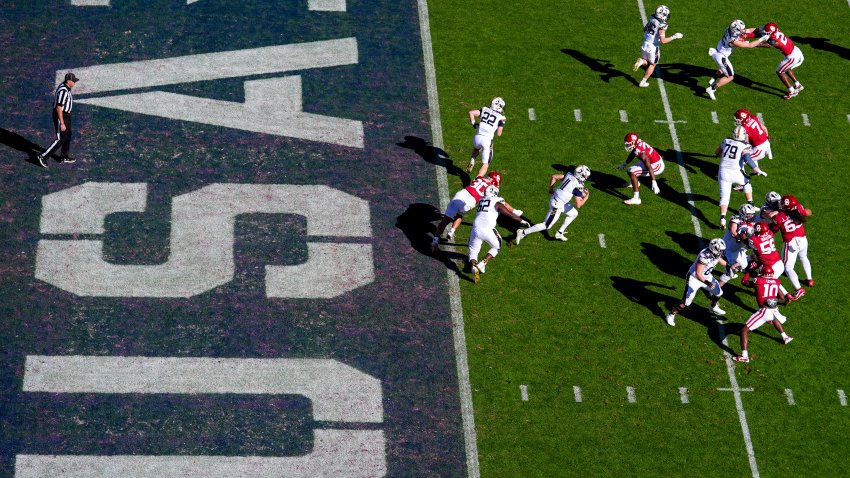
[
  {"xmin": 760, "ymin": 34, "xmax": 771, "ymax": 42},
  {"xmin": 651, "ymin": 180, "xmax": 660, "ymax": 194},
  {"xmin": 756, "ymin": 170, "xmax": 768, "ymax": 177},
  {"xmin": 671, "ymin": 32, "xmax": 683, "ymax": 40},
  {"xmin": 513, "ymin": 209, "xmax": 523, "ymax": 217},
  {"xmin": 471, "ymin": 122, "xmax": 477, "ymax": 129},
  {"xmin": 520, "ymin": 220, "xmax": 531, "ymax": 228},
  {"xmin": 616, "ymin": 162, "xmax": 627, "ymax": 170}
]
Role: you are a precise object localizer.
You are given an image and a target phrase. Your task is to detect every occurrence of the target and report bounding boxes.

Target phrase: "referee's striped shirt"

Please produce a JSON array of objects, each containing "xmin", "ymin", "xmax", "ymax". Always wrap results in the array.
[{"xmin": 55, "ymin": 83, "xmax": 73, "ymax": 114}]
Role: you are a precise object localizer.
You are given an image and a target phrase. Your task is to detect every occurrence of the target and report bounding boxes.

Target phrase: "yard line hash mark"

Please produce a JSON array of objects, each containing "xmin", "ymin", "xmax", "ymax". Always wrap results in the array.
[
  {"xmin": 574, "ymin": 109, "xmax": 582, "ymax": 122},
  {"xmin": 529, "ymin": 108, "xmax": 537, "ymax": 121},
  {"xmin": 801, "ymin": 114, "xmax": 811, "ymax": 126},
  {"xmin": 637, "ymin": 0, "xmax": 758, "ymax": 475},
  {"xmin": 839, "ymin": 389, "xmax": 847, "ymax": 406},
  {"xmin": 626, "ymin": 386, "xmax": 636, "ymax": 403},
  {"xmin": 520, "ymin": 385, "xmax": 529, "ymax": 401},
  {"xmin": 679, "ymin": 387, "xmax": 689, "ymax": 404},
  {"xmin": 785, "ymin": 389, "xmax": 796, "ymax": 405},
  {"xmin": 711, "ymin": 111, "xmax": 719, "ymax": 124},
  {"xmin": 573, "ymin": 386, "xmax": 583, "ymax": 403},
  {"xmin": 598, "ymin": 234, "xmax": 607, "ymax": 248},
  {"xmin": 619, "ymin": 110, "xmax": 629, "ymax": 122}
]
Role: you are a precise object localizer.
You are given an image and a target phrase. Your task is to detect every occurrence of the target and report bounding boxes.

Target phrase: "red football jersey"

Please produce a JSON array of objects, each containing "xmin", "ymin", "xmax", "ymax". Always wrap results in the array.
[
  {"xmin": 773, "ymin": 211, "xmax": 806, "ymax": 242},
  {"xmin": 464, "ymin": 176, "xmax": 495, "ymax": 201},
  {"xmin": 634, "ymin": 140, "xmax": 662, "ymax": 164},
  {"xmin": 753, "ymin": 276, "xmax": 782, "ymax": 307},
  {"xmin": 748, "ymin": 233, "xmax": 781, "ymax": 267},
  {"xmin": 768, "ymin": 29, "xmax": 795, "ymax": 56},
  {"xmin": 742, "ymin": 117, "xmax": 769, "ymax": 146}
]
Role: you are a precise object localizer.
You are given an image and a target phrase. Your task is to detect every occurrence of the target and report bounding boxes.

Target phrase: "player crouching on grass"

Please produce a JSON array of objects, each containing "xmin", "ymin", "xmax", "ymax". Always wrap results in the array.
[
  {"xmin": 665, "ymin": 238, "xmax": 734, "ymax": 326},
  {"xmin": 619, "ymin": 132, "xmax": 663, "ymax": 205},
  {"xmin": 733, "ymin": 264, "xmax": 794, "ymax": 363}
]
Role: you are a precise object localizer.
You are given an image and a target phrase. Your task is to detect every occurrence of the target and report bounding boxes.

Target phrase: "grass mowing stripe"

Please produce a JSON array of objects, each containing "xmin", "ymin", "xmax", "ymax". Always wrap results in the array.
[
  {"xmin": 416, "ymin": 1, "xmax": 479, "ymax": 476},
  {"xmin": 635, "ymin": 1, "xmax": 759, "ymax": 476}
]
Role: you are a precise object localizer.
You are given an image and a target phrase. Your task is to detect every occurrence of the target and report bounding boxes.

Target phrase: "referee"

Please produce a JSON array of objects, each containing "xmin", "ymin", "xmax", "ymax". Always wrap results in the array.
[{"xmin": 37, "ymin": 72, "xmax": 78, "ymax": 168}]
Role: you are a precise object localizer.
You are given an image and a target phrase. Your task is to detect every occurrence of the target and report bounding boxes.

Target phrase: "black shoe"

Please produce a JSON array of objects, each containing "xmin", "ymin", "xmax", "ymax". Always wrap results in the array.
[
  {"xmin": 60, "ymin": 157, "xmax": 76, "ymax": 164},
  {"xmin": 36, "ymin": 154, "xmax": 47, "ymax": 168}
]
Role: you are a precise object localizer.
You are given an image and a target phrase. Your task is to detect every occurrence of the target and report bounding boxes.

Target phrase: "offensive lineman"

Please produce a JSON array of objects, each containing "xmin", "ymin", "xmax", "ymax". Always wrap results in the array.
[
  {"xmin": 467, "ymin": 97, "xmax": 507, "ymax": 178},
  {"xmin": 632, "ymin": 5, "xmax": 684, "ymax": 88},
  {"xmin": 514, "ymin": 165, "xmax": 590, "ymax": 244},
  {"xmin": 715, "ymin": 126, "xmax": 767, "ymax": 229},
  {"xmin": 706, "ymin": 20, "xmax": 770, "ymax": 100},
  {"xmin": 665, "ymin": 238, "xmax": 731, "ymax": 326},
  {"xmin": 469, "ymin": 185, "xmax": 528, "ymax": 283}
]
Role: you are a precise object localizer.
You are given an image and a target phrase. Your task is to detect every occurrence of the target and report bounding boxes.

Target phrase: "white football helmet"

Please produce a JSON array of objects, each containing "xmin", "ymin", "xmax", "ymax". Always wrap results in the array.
[
  {"xmin": 708, "ymin": 238, "xmax": 726, "ymax": 256},
  {"xmin": 484, "ymin": 185, "xmax": 500, "ymax": 198},
  {"xmin": 655, "ymin": 5, "xmax": 670, "ymax": 22},
  {"xmin": 765, "ymin": 191, "xmax": 781, "ymax": 205},
  {"xmin": 574, "ymin": 165, "xmax": 591, "ymax": 182},
  {"xmin": 739, "ymin": 203, "xmax": 757, "ymax": 221},
  {"xmin": 729, "ymin": 19, "xmax": 745, "ymax": 36},
  {"xmin": 732, "ymin": 126, "xmax": 748, "ymax": 142},
  {"xmin": 490, "ymin": 97, "xmax": 505, "ymax": 113}
]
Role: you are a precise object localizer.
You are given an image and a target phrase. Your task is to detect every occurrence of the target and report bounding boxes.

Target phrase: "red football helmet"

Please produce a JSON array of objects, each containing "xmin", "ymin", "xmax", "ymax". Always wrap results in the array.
[
  {"xmin": 624, "ymin": 132, "xmax": 639, "ymax": 152},
  {"xmin": 780, "ymin": 194, "xmax": 799, "ymax": 211},
  {"xmin": 764, "ymin": 22, "xmax": 778, "ymax": 35},
  {"xmin": 734, "ymin": 108, "xmax": 751, "ymax": 126},
  {"xmin": 759, "ymin": 264, "xmax": 774, "ymax": 277},
  {"xmin": 753, "ymin": 221, "xmax": 770, "ymax": 236},
  {"xmin": 488, "ymin": 171, "xmax": 502, "ymax": 187}
]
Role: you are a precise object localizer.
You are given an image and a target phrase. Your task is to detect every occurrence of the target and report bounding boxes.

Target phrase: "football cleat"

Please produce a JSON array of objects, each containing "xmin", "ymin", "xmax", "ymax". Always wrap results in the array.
[
  {"xmin": 720, "ymin": 217, "xmax": 727, "ymax": 230},
  {"xmin": 709, "ymin": 304, "xmax": 726, "ymax": 316},
  {"xmin": 733, "ymin": 355, "xmax": 750, "ymax": 363},
  {"xmin": 624, "ymin": 197, "xmax": 642, "ymax": 205},
  {"xmin": 472, "ymin": 265, "xmax": 480, "ymax": 283},
  {"xmin": 706, "ymin": 86, "xmax": 716, "ymax": 101},
  {"xmin": 476, "ymin": 261, "xmax": 487, "ymax": 274},
  {"xmin": 514, "ymin": 229, "xmax": 526, "ymax": 245},
  {"xmin": 795, "ymin": 84, "xmax": 804, "ymax": 93},
  {"xmin": 664, "ymin": 314, "xmax": 676, "ymax": 327},
  {"xmin": 783, "ymin": 89, "xmax": 798, "ymax": 100},
  {"xmin": 792, "ymin": 288, "xmax": 806, "ymax": 300},
  {"xmin": 633, "ymin": 58, "xmax": 643, "ymax": 71},
  {"xmin": 783, "ymin": 336, "xmax": 794, "ymax": 345},
  {"xmin": 446, "ymin": 228, "xmax": 455, "ymax": 242},
  {"xmin": 803, "ymin": 279, "xmax": 814, "ymax": 287},
  {"xmin": 554, "ymin": 232, "xmax": 568, "ymax": 242},
  {"xmin": 465, "ymin": 160, "xmax": 475, "ymax": 173},
  {"xmin": 638, "ymin": 80, "xmax": 650, "ymax": 88}
]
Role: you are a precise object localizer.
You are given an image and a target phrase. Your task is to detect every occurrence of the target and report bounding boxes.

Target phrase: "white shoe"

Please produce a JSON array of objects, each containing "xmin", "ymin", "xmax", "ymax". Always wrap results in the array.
[
  {"xmin": 472, "ymin": 265, "xmax": 481, "ymax": 283},
  {"xmin": 465, "ymin": 160, "xmax": 475, "ymax": 174},
  {"xmin": 665, "ymin": 314, "xmax": 676, "ymax": 326},
  {"xmin": 638, "ymin": 80, "xmax": 649, "ymax": 88},
  {"xmin": 514, "ymin": 229, "xmax": 526, "ymax": 245},
  {"xmin": 633, "ymin": 58, "xmax": 643, "ymax": 71},
  {"xmin": 476, "ymin": 261, "xmax": 487, "ymax": 274},
  {"xmin": 624, "ymin": 197, "xmax": 642, "ymax": 205},
  {"xmin": 554, "ymin": 232, "xmax": 568, "ymax": 242},
  {"xmin": 795, "ymin": 84, "xmax": 804, "ymax": 93},
  {"xmin": 720, "ymin": 218, "xmax": 727, "ymax": 230},
  {"xmin": 783, "ymin": 336, "xmax": 794, "ymax": 345},
  {"xmin": 706, "ymin": 87, "xmax": 716, "ymax": 100},
  {"xmin": 446, "ymin": 228, "xmax": 456, "ymax": 242},
  {"xmin": 709, "ymin": 305, "xmax": 726, "ymax": 316}
]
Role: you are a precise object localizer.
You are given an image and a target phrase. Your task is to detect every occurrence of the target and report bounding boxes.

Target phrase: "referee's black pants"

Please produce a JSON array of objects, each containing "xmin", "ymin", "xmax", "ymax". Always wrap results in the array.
[{"xmin": 43, "ymin": 111, "xmax": 72, "ymax": 159}]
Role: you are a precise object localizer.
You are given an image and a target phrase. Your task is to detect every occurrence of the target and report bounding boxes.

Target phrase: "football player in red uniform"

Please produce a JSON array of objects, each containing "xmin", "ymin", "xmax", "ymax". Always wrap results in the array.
[
  {"xmin": 734, "ymin": 108, "xmax": 772, "ymax": 161},
  {"xmin": 733, "ymin": 264, "xmax": 794, "ymax": 363},
  {"xmin": 749, "ymin": 22, "xmax": 805, "ymax": 99},
  {"xmin": 432, "ymin": 172, "xmax": 506, "ymax": 252},
  {"xmin": 774, "ymin": 195, "xmax": 813, "ymax": 298},
  {"xmin": 619, "ymin": 132, "xmax": 664, "ymax": 205},
  {"xmin": 743, "ymin": 221, "xmax": 792, "ymax": 301}
]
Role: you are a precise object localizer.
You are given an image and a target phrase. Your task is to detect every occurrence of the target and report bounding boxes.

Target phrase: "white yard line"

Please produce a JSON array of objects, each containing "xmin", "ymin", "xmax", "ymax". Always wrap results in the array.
[
  {"xmin": 529, "ymin": 108, "xmax": 537, "ymax": 121},
  {"xmin": 636, "ymin": 0, "xmax": 758, "ymax": 475},
  {"xmin": 711, "ymin": 111, "xmax": 719, "ymax": 124},
  {"xmin": 801, "ymin": 113, "xmax": 810, "ymax": 126},
  {"xmin": 626, "ymin": 386, "xmax": 637, "ymax": 403},
  {"xmin": 619, "ymin": 109, "xmax": 629, "ymax": 122},
  {"xmin": 416, "ymin": 1, "xmax": 479, "ymax": 476},
  {"xmin": 573, "ymin": 386, "xmax": 583, "ymax": 403},
  {"xmin": 574, "ymin": 109, "xmax": 583, "ymax": 122},
  {"xmin": 679, "ymin": 387, "xmax": 690, "ymax": 404},
  {"xmin": 598, "ymin": 233, "xmax": 607, "ymax": 248},
  {"xmin": 838, "ymin": 389, "xmax": 847, "ymax": 406},
  {"xmin": 784, "ymin": 388, "xmax": 796, "ymax": 405},
  {"xmin": 520, "ymin": 385, "xmax": 529, "ymax": 401}
]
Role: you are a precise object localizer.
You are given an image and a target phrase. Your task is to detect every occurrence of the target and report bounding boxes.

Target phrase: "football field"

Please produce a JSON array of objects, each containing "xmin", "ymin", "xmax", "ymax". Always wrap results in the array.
[{"xmin": 1, "ymin": 0, "xmax": 850, "ymax": 477}]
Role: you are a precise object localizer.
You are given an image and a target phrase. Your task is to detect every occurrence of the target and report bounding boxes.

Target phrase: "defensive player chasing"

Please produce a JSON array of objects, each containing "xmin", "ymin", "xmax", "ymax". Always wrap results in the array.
[
  {"xmin": 467, "ymin": 97, "xmax": 506, "ymax": 179},
  {"xmin": 706, "ymin": 20, "xmax": 769, "ymax": 100},
  {"xmin": 632, "ymin": 5, "xmax": 683, "ymax": 88},
  {"xmin": 514, "ymin": 165, "xmax": 590, "ymax": 244},
  {"xmin": 714, "ymin": 126, "xmax": 766, "ymax": 229},
  {"xmin": 468, "ymin": 185, "xmax": 528, "ymax": 283},
  {"xmin": 619, "ymin": 132, "xmax": 663, "ymax": 205},
  {"xmin": 742, "ymin": 221, "xmax": 793, "ymax": 301},
  {"xmin": 432, "ymin": 172, "xmax": 503, "ymax": 252},
  {"xmin": 773, "ymin": 195, "xmax": 813, "ymax": 297},
  {"xmin": 752, "ymin": 22, "xmax": 805, "ymax": 99},
  {"xmin": 734, "ymin": 108, "xmax": 772, "ymax": 161},
  {"xmin": 665, "ymin": 238, "xmax": 731, "ymax": 326},
  {"xmin": 733, "ymin": 264, "xmax": 794, "ymax": 363}
]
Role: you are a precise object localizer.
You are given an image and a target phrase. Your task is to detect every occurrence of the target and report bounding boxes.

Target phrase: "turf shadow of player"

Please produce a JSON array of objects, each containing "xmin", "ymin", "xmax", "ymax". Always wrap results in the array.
[
  {"xmin": 560, "ymin": 49, "xmax": 636, "ymax": 85},
  {"xmin": 555, "ymin": 163, "xmax": 630, "ymax": 202},
  {"xmin": 0, "ymin": 127, "xmax": 49, "ymax": 168},
  {"xmin": 397, "ymin": 136, "xmax": 468, "ymax": 184},
  {"xmin": 395, "ymin": 203, "xmax": 474, "ymax": 282},
  {"xmin": 789, "ymin": 36, "xmax": 850, "ymax": 61},
  {"xmin": 657, "ymin": 63, "xmax": 785, "ymax": 97}
]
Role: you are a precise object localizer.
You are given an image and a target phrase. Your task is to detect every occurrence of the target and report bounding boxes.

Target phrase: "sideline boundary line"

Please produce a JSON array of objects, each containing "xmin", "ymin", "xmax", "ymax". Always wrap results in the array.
[
  {"xmin": 637, "ymin": 1, "xmax": 759, "ymax": 476},
  {"xmin": 416, "ymin": 1, "xmax": 480, "ymax": 477}
]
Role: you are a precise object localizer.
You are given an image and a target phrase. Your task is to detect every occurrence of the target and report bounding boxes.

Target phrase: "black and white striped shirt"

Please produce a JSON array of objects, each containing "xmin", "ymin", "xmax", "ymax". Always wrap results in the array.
[{"xmin": 55, "ymin": 83, "xmax": 73, "ymax": 114}]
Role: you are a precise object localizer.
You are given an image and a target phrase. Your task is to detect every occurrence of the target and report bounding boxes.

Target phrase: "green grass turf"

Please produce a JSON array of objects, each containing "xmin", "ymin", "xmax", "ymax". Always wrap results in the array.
[{"xmin": 428, "ymin": 0, "xmax": 850, "ymax": 476}]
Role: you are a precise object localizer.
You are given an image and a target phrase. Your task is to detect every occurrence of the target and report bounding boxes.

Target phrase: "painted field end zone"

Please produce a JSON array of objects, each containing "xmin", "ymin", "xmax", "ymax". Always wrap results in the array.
[{"xmin": 0, "ymin": 1, "xmax": 468, "ymax": 477}]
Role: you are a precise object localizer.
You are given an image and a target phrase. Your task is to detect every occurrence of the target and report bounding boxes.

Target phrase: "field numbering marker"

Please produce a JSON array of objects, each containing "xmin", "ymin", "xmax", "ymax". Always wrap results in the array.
[
  {"xmin": 598, "ymin": 233, "xmax": 607, "ymax": 248},
  {"xmin": 626, "ymin": 386, "xmax": 636, "ymax": 403},
  {"xmin": 839, "ymin": 389, "xmax": 847, "ymax": 406},
  {"xmin": 637, "ymin": 0, "xmax": 758, "ymax": 475},
  {"xmin": 711, "ymin": 111, "xmax": 719, "ymax": 124},
  {"xmin": 573, "ymin": 386, "xmax": 583, "ymax": 403},
  {"xmin": 528, "ymin": 108, "xmax": 537, "ymax": 121},
  {"xmin": 520, "ymin": 385, "xmax": 529, "ymax": 402},
  {"xmin": 801, "ymin": 113, "xmax": 810, "ymax": 126},
  {"xmin": 679, "ymin": 387, "xmax": 689, "ymax": 404},
  {"xmin": 574, "ymin": 109, "xmax": 582, "ymax": 122},
  {"xmin": 784, "ymin": 388, "xmax": 796, "ymax": 405},
  {"xmin": 619, "ymin": 110, "xmax": 629, "ymax": 123}
]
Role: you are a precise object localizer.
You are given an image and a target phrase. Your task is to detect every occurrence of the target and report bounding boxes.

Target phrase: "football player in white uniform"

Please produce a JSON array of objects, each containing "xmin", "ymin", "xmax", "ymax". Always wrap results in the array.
[
  {"xmin": 760, "ymin": 190, "xmax": 782, "ymax": 224},
  {"xmin": 718, "ymin": 203, "xmax": 757, "ymax": 288},
  {"xmin": 467, "ymin": 97, "xmax": 507, "ymax": 178},
  {"xmin": 514, "ymin": 165, "xmax": 590, "ymax": 244},
  {"xmin": 468, "ymin": 185, "xmax": 529, "ymax": 283},
  {"xmin": 665, "ymin": 238, "xmax": 733, "ymax": 326},
  {"xmin": 632, "ymin": 5, "xmax": 683, "ymax": 88},
  {"xmin": 715, "ymin": 126, "xmax": 767, "ymax": 229},
  {"xmin": 706, "ymin": 20, "xmax": 769, "ymax": 100}
]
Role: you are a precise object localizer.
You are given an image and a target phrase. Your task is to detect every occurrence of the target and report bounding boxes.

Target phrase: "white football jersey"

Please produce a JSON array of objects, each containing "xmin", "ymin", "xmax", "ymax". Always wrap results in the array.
[
  {"xmin": 717, "ymin": 137, "xmax": 750, "ymax": 173},
  {"xmin": 472, "ymin": 195, "xmax": 505, "ymax": 231},
  {"xmin": 551, "ymin": 172, "xmax": 583, "ymax": 204},
  {"xmin": 642, "ymin": 16, "xmax": 668, "ymax": 46},
  {"xmin": 722, "ymin": 214, "xmax": 751, "ymax": 249},
  {"xmin": 716, "ymin": 27, "xmax": 740, "ymax": 56},
  {"xmin": 688, "ymin": 248, "xmax": 721, "ymax": 277},
  {"xmin": 474, "ymin": 105, "xmax": 506, "ymax": 141}
]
